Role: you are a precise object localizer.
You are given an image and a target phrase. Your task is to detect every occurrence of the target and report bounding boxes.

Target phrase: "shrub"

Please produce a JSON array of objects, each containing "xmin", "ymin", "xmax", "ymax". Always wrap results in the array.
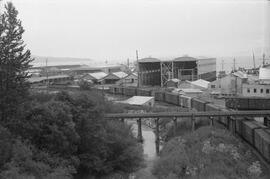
[
  {"xmin": 0, "ymin": 125, "xmax": 13, "ymax": 169},
  {"xmin": 153, "ymin": 126, "xmax": 269, "ymax": 179}
]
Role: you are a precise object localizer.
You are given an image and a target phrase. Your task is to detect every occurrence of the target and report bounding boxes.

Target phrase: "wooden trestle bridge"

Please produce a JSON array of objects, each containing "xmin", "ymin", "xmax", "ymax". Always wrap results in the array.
[{"xmin": 105, "ymin": 110, "xmax": 270, "ymax": 155}]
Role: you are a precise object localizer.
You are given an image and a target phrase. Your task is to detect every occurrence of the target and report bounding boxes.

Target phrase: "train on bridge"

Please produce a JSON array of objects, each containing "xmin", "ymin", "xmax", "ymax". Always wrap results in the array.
[{"xmin": 108, "ymin": 85, "xmax": 270, "ymax": 164}]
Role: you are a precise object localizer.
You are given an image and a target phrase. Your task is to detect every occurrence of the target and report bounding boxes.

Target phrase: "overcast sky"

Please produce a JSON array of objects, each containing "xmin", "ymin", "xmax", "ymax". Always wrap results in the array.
[{"xmin": 2, "ymin": 0, "xmax": 270, "ymax": 62}]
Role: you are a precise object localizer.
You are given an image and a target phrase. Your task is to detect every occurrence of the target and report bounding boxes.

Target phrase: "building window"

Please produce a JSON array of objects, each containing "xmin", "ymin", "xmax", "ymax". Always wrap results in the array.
[
  {"xmin": 267, "ymin": 89, "xmax": 270, "ymax": 94},
  {"xmin": 211, "ymin": 85, "xmax": 215, "ymax": 88},
  {"xmin": 261, "ymin": 89, "xmax": 263, "ymax": 93},
  {"xmin": 247, "ymin": 88, "xmax": 250, "ymax": 93},
  {"xmin": 254, "ymin": 88, "xmax": 257, "ymax": 93}
]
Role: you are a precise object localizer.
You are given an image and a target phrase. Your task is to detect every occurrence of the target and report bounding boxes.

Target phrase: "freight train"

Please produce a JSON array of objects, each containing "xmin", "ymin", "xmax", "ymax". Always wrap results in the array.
[
  {"xmin": 109, "ymin": 86, "xmax": 270, "ymax": 163},
  {"xmin": 225, "ymin": 97, "xmax": 270, "ymax": 110}
]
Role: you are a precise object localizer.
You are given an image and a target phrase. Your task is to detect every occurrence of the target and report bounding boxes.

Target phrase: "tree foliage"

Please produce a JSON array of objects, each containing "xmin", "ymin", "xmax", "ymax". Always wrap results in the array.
[
  {"xmin": 0, "ymin": 2, "xmax": 144, "ymax": 178},
  {"xmin": 0, "ymin": 2, "xmax": 33, "ymax": 122}
]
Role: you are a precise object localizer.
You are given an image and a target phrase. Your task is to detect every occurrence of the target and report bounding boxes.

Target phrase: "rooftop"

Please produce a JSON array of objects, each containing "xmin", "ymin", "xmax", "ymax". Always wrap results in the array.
[
  {"xmin": 138, "ymin": 56, "xmax": 215, "ymax": 63},
  {"xmin": 117, "ymin": 96, "xmax": 154, "ymax": 106},
  {"xmin": 88, "ymin": 72, "xmax": 108, "ymax": 80},
  {"xmin": 112, "ymin": 71, "xmax": 128, "ymax": 79},
  {"xmin": 189, "ymin": 79, "xmax": 210, "ymax": 89}
]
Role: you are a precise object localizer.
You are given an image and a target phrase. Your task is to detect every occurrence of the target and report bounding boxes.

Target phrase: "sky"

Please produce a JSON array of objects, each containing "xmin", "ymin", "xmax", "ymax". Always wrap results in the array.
[{"xmin": 1, "ymin": 0, "xmax": 270, "ymax": 63}]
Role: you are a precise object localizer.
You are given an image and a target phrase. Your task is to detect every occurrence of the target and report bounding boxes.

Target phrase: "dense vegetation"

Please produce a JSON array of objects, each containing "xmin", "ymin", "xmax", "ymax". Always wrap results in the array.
[
  {"xmin": 153, "ymin": 126, "xmax": 269, "ymax": 179},
  {"xmin": 0, "ymin": 2, "xmax": 144, "ymax": 178}
]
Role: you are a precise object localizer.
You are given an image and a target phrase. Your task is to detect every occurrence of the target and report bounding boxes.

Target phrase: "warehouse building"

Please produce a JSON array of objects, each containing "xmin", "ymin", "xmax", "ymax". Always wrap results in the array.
[{"xmin": 138, "ymin": 56, "xmax": 216, "ymax": 87}]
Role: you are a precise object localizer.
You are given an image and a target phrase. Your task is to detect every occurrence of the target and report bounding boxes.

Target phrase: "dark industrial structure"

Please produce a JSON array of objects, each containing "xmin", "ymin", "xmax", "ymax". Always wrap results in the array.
[{"xmin": 138, "ymin": 56, "xmax": 216, "ymax": 87}]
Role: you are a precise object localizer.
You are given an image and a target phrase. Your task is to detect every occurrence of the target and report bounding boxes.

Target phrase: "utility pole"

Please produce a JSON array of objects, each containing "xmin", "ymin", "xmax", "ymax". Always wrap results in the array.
[
  {"xmin": 233, "ymin": 58, "xmax": 236, "ymax": 72},
  {"xmin": 45, "ymin": 58, "xmax": 49, "ymax": 92},
  {"xmin": 252, "ymin": 51, "xmax": 256, "ymax": 69},
  {"xmin": 221, "ymin": 60, "xmax": 224, "ymax": 71},
  {"xmin": 263, "ymin": 53, "xmax": 266, "ymax": 66},
  {"xmin": 136, "ymin": 50, "xmax": 140, "ymax": 88}
]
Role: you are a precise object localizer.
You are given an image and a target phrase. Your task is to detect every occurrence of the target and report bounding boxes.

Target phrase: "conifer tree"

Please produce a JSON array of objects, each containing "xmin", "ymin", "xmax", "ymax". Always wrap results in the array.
[{"xmin": 0, "ymin": 2, "xmax": 33, "ymax": 122}]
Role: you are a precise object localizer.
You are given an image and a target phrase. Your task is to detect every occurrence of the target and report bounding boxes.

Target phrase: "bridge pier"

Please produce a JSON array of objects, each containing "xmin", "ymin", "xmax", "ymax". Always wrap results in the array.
[
  {"xmin": 230, "ymin": 117, "xmax": 236, "ymax": 135},
  {"xmin": 137, "ymin": 118, "xmax": 143, "ymax": 143},
  {"xmin": 191, "ymin": 114, "xmax": 195, "ymax": 131},
  {"xmin": 121, "ymin": 118, "xmax": 125, "ymax": 123},
  {"xmin": 173, "ymin": 117, "xmax": 177, "ymax": 135},
  {"xmin": 155, "ymin": 118, "xmax": 160, "ymax": 156},
  {"xmin": 209, "ymin": 116, "xmax": 214, "ymax": 126}
]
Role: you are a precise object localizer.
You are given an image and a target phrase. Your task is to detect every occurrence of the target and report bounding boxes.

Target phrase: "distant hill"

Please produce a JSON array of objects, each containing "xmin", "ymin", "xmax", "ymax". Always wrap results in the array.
[{"xmin": 31, "ymin": 55, "xmax": 93, "ymax": 67}]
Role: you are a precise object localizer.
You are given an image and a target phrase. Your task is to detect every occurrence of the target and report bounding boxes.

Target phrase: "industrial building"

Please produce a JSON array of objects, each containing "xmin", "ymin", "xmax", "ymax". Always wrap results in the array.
[{"xmin": 138, "ymin": 56, "xmax": 216, "ymax": 87}]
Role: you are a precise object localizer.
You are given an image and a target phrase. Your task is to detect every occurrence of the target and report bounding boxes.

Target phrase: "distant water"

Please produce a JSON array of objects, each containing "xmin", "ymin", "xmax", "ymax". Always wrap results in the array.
[
  {"xmin": 31, "ymin": 56, "xmax": 94, "ymax": 67},
  {"xmin": 31, "ymin": 55, "xmax": 269, "ymax": 72}
]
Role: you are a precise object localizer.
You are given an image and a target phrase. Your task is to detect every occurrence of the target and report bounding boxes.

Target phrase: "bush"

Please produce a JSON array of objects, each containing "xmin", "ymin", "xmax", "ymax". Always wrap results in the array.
[
  {"xmin": 0, "ymin": 125, "xmax": 13, "ymax": 169},
  {"xmin": 153, "ymin": 126, "xmax": 269, "ymax": 179}
]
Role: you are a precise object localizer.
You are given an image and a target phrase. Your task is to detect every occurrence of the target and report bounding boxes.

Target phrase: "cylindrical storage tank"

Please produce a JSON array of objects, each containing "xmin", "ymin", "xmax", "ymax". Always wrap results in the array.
[{"xmin": 164, "ymin": 92, "xmax": 179, "ymax": 105}]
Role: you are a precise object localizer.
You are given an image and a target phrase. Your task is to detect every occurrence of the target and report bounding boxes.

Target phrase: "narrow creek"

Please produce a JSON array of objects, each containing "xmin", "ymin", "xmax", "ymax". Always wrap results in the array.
[{"xmin": 127, "ymin": 120, "xmax": 158, "ymax": 179}]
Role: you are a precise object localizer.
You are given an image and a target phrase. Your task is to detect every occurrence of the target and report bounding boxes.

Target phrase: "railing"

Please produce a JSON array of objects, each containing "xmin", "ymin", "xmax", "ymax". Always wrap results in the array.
[
  {"xmin": 104, "ymin": 110, "xmax": 270, "ymax": 119},
  {"xmin": 105, "ymin": 110, "xmax": 270, "ymax": 156}
]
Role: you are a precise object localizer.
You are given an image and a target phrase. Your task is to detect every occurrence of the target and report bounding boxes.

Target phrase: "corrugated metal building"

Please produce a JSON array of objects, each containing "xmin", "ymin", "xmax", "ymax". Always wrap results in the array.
[{"xmin": 138, "ymin": 56, "xmax": 216, "ymax": 87}]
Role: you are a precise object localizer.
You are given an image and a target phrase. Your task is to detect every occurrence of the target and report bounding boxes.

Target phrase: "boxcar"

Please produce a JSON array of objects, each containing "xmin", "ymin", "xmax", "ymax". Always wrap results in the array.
[
  {"xmin": 123, "ymin": 87, "xmax": 137, "ymax": 96},
  {"xmin": 254, "ymin": 128, "xmax": 270, "ymax": 162},
  {"xmin": 154, "ymin": 91, "xmax": 165, "ymax": 102},
  {"xmin": 241, "ymin": 121, "xmax": 267, "ymax": 145},
  {"xmin": 191, "ymin": 98, "xmax": 209, "ymax": 111},
  {"xmin": 225, "ymin": 98, "xmax": 249, "ymax": 110},
  {"xmin": 219, "ymin": 108, "xmax": 230, "ymax": 127},
  {"xmin": 164, "ymin": 92, "xmax": 179, "ymax": 105},
  {"xmin": 249, "ymin": 98, "xmax": 270, "ymax": 110},
  {"xmin": 205, "ymin": 103, "xmax": 220, "ymax": 112},
  {"xmin": 179, "ymin": 95, "xmax": 192, "ymax": 108},
  {"xmin": 137, "ymin": 88, "xmax": 152, "ymax": 96}
]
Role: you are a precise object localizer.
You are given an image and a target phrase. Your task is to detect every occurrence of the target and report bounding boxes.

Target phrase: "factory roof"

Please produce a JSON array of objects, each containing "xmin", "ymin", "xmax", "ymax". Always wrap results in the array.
[
  {"xmin": 189, "ymin": 79, "xmax": 210, "ymax": 89},
  {"xmin": 117, "ymin": 96, "xmax": 154, "ymax": 106},
  {"xmin": 112, "ymin": 71, "xmax": 128, "ymax": 79},
  {"xmin": 88, "ymin": 72, "xmax": 108, "ymax": 80},
  {"xmin": 138, "ymin": 56, "xmax": 215, "ymax": 63},
  {"xmin": 138, "ymin": 57, "xmax": 161, "ymax": 63}
]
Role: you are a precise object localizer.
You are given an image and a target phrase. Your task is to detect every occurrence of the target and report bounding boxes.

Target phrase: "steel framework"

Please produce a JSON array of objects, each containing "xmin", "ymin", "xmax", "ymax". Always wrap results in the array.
[{"xmin": 160, "ymin": 61, "xmax": 173, "ymax": 87}]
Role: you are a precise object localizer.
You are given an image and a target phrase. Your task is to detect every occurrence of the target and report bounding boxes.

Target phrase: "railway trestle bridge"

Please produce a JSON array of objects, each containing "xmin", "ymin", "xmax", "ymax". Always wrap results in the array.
[{"xmin": 105, "ymin": 110, "xmax": 270, "ymax": 155}]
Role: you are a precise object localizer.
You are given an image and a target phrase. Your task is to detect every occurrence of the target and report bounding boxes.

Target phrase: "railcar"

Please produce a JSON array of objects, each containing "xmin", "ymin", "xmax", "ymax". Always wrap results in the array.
[{"xmin": 164, "ymin": 92, "xmax": 179, "ymax": 105}]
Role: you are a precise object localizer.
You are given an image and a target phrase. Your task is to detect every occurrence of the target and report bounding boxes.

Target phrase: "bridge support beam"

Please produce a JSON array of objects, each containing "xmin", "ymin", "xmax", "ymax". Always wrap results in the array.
[
  {"xmin": 155, "ymin": 118, "xmax": 160, "ymax": 155},
  {"xmin": 230, "ymin": 117, "xmax": 236, "ymax": 135},
  {"xmin": 137, "ymin": 118, "xmax": 143, "ymax": 143},
  {"xmin": 191, "ymin": 115, "xmax": 195, "ymax": 131},
  {"xmin": 210, "ymin": 116, "xmax": 214, "ymax": 126},
  {"xmin": 173, "ymin": 117, "xmax": 177, "ymax": 136}
]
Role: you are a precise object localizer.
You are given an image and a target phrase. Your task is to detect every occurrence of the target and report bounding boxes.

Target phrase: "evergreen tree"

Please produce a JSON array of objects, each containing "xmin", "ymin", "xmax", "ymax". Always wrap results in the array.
[{"xmin": 0, "ymin": 2, "xmax": 33, "ymax": 122}]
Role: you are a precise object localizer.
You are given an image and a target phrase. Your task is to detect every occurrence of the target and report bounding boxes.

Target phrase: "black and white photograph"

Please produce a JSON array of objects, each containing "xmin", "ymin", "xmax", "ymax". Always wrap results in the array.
[{"xmin": 0, "ymin": 0, "xmax": 270, "ymax": 178}]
